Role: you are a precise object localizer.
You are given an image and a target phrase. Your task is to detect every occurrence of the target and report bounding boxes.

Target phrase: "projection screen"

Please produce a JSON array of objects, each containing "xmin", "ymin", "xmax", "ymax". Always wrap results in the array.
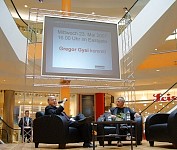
[{"xmin": 42, "ymin": 16, "xmax": 120, "ymax": 79}]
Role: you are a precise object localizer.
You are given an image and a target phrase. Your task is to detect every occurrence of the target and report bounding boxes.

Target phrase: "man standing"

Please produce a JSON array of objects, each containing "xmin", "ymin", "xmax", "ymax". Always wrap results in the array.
[
  {"xmin": 18, "ymin": 110, "xmax": 33, "ymax": 143},
  {"xmin": 45, "ymin": 96, "xmax": 93, "ymax": 148},
  {"xmin": 123, "ymin": 7, "xmax": 132, "ymax": 25}
]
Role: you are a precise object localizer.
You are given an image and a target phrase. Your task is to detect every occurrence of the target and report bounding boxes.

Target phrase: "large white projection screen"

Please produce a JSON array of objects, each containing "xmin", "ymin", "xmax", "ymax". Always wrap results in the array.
[{"xmin": 42, "ymin": 16, "xmax": 120, "ymax": 79}]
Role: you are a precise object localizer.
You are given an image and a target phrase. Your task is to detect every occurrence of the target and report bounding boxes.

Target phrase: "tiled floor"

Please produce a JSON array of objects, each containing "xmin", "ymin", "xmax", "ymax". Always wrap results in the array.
[{"xmin": 0, "ymin": 141, "xmax": 175, "ymax": 150}]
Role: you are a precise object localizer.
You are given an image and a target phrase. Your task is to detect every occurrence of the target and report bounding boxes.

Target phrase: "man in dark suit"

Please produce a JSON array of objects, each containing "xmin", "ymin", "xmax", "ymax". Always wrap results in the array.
[
  {"xmin": 45, "ymin": 96, "xmax": 93, "ymax": 148},
  {"xmin": 18, "ymin": 110, "xmax": 33, "ymax": 143}
]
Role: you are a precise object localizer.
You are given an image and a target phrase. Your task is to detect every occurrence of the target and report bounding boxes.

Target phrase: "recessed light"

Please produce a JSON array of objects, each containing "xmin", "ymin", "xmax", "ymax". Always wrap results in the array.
[
  {"xmin": 155, "ymin": 48, "xmax": 157, "ymax": 51},
  {"xmin": 91, "ymin": 12, "xmax": 95, "ymax": 15},
  {"xmin": 156, "ymin": 69, "xmax": 160, "ymax": 72},
  {"xmin": 24, "ymin": 5, "xmax": 28, "ymax": 8}
]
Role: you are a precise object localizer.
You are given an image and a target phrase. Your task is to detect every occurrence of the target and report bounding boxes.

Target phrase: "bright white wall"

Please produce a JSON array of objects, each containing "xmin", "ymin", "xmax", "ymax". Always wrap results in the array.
[{"xmin": 0, "ymin": 0, "xmax": 26, "ymax": 62}]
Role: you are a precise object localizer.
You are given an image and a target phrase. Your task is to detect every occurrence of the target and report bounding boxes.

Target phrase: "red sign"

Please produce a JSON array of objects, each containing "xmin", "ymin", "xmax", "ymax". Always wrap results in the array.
[{"xmin": 153, "ymin": 93, "xmax": 177, "ymax": 101}]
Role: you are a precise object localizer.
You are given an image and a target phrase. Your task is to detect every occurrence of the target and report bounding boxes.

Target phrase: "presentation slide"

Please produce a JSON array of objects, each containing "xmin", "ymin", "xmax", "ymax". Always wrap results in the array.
[
  {"xmin": 42, "ymin": 16, "xmax": 120, "ymax": 79},
  {"xmin": 52, "ymin": 27, "xmax": 112, "ymax": 70}
]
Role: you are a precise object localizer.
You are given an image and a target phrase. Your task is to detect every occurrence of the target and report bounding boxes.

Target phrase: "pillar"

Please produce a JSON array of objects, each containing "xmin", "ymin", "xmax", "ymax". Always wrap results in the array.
[
  {"xmin": 60, "ymin": 0, "xmax": 71, "ymax": 115},
  {"xmin": 2, "ymin": 90, "xmax": 15, "ymax": 143},
  {"xmin": 95, "ymin": 93, "xmax": 105, "ymax": 120},
  {"xmin": 60, "ymin": 80, "xmax": 70, "ymax": 115},
  {"xmin": 62, "ymin": 0, "xmax": 71, "ymax": 15}
]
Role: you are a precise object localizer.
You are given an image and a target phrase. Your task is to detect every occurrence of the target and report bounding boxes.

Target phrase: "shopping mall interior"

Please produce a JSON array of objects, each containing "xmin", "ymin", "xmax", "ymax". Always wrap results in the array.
[{"xmin": 0, "ymin": 0, "xmax": 177, "ymax": 149}]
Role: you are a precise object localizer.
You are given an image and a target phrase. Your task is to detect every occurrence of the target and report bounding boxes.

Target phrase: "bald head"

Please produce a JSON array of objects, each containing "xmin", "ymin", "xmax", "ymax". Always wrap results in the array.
[
  {"xmin": 48, "ymin": 95, "xmax": 56, "ymax": 101},
  {"xmin": 47, "ymin": 96, "xmax": 57, "ymax": 106}
]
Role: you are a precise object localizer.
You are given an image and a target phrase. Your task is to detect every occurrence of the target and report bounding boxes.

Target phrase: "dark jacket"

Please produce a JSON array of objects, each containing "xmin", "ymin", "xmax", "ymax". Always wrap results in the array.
[
  {"xmin": 18, "ymin": 117, "xmax": 33, "ymax": 135},
  {"xmin": 110, "ymin": 107, "xmax": 136, "ymax": 120},
  {"xmin": 45, "ymin": 105, "xmax": 87, "ymax": 124},
  {"xmin": 45, "ymin": 105, "xmax": 70, "ymax": 121},
  {"xmin": 45, "ymin": 105, "xmax": 64, "ymax": 115}
]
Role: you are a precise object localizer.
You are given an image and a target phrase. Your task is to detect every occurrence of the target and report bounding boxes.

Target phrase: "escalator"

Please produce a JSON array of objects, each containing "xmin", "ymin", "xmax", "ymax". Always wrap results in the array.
[
  {"xmin": 141, "ymin": 82, "xmax": 177, "ymax": 117},
  {"xmin": 118, "ymin": 0, "xmax": 177, "ymax": 70}
]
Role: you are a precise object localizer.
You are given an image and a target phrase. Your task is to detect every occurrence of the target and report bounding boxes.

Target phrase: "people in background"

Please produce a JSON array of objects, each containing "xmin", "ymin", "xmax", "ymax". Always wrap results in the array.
[
  {"xmin": 18, "ymin": 110, "xmax": 33, "ymax": 143},
  {"xmin": 110, "ymin": 96, "xmax": 140, "ymax": 146},
  {"xmin": 45, "ymin": 96, "xmax": 93, "ymax": 148},
  {"xmin": 123, "ymin": 7, "xmax": 132, "ymax": 25}
]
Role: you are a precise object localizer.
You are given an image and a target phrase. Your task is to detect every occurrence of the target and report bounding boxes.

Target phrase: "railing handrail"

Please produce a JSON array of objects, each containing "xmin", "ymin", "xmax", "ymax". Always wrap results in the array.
[
  {"xmin": 140, "ymin": 82, "xmax": 177, "ymax": 114},
  {"xmin": 0, "ymin": 117, "xmax": 20, "ymax": 131},
  {"xmin": 118, "ymin": 0, "xmax": 139, "ymax": 24},
  {"xmin": 157, "ymin": 97, "xmax": 176, "ymax": 113}
]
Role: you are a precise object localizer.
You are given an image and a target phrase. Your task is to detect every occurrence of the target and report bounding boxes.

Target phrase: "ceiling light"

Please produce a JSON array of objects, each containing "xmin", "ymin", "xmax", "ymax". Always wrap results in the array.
[
  {"xmin": 155, "ymin": 48, "xmax": 157, "ymax": 51},
  {"xmin": 141, "ymin": 96, "xmax": 147, "ymax": 100},
  {"xmin": 91, "ymin": 12, "xmax": 95, "ymax": 15},
  {"xmin": 156, "ymin": 69, "xmax": 160, "ymax": 72},
  {"xmin": 24, "ymin": 5, "xmax": 28, "ymax": 8},
  {"xmin": 155, "ymin": 105, "xmax": 157, "ymax": 109}
]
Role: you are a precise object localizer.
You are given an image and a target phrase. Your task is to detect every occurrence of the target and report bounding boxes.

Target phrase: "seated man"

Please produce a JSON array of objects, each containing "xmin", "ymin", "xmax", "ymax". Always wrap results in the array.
[
  {"xmin": 110, "ymin": 96, "xmax": 140, "ymax": 146},
  {"xmin": 45, "ymin": 96, "xmax": 93, "ymax": 148}
]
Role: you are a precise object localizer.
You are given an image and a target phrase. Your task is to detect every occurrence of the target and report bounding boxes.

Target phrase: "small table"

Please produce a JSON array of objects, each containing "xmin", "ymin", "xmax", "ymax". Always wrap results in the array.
[{"xmin": 92, "ymin": 120, "xmax": 137, "ymax": 150}]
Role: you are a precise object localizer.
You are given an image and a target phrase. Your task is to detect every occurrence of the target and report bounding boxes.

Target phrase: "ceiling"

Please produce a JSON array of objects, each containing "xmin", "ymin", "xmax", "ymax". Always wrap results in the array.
[{"xmin": 1, "ymin": 0, "xmax": 177, "ymax": 96}]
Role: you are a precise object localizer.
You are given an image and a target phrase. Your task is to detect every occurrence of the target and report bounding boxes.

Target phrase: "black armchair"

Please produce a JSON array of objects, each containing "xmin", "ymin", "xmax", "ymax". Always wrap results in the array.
[
  {"xmin": 97, "ymin": 113, "xmax": 143, "ymax": 146},
  {"xmin": 145, "ymin": 109, "xmax": 177, "ymax": 148},
  {"xmin": 33, "ymin": 111, "xmax": 83, "ymax": 148}
]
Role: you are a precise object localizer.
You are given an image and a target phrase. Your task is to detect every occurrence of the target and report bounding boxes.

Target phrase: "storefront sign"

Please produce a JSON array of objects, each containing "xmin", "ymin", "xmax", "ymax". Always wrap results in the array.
[{"xmin": 153, "ymin": 93, "xmax": 177, "ymax": 101}]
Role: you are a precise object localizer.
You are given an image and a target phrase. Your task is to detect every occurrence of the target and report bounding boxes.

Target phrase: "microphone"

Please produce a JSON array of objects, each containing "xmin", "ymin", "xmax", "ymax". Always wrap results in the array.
[{"xmin": 58, "ymin": 98, "xmax": 67, "ymax": 104}]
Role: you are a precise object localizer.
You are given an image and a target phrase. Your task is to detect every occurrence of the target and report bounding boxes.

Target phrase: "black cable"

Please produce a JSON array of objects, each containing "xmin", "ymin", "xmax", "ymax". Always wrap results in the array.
[
  {"xmin": 0, "ymin": 117, "xmax": 20, "ymax": 131},
  {"xmin": 157, "ymin": 98, "xmax": 175, "ymax": 113},
  {"xmin": 118, "ymin": 0, "xmax": 139, "ymax": 24},
  {"xmin": 10, "ymin": 0, "xmax": 36, "ymax": 35},
  {"xmin": 10, "ymin": 0, "xmax": 28, "ymax": 26},
  {"xmin": 140, "ymin": 82, "xmax": 177, "ymax": 114}
]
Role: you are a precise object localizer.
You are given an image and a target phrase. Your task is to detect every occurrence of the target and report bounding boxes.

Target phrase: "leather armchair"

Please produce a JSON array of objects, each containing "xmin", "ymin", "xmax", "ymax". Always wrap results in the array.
[
  {"xmin": 145, "ymin": 109, "xmax": 177, "ymax": 148},
  {"xmin": 33, "ymin": 111, "xmax": 83, "ymax": 148},
  {"xmin": 97, "ymin": 113, "xmax": 143, "ymax": 145}
]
